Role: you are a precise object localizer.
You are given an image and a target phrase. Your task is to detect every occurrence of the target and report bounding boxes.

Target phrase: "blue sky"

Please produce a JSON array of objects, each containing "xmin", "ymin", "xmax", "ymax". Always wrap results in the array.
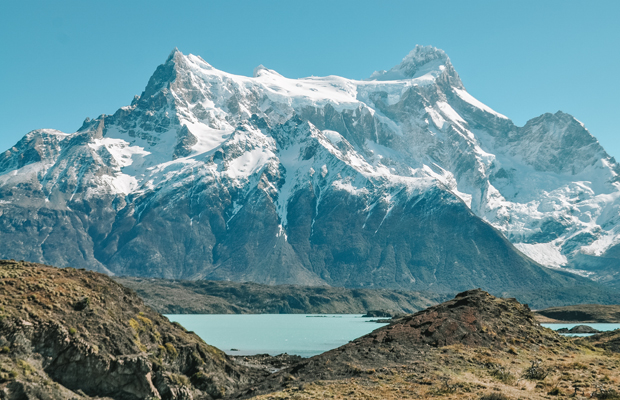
[{"xmin": 1, "ymin": 1, "xmax": 619, "ymax": 159}]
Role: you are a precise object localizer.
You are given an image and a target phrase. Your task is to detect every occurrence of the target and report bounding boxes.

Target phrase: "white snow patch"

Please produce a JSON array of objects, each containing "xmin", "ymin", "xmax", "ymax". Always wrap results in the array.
[
  {"xmin": 89, "ymin": 138, "xmax": 150, "ymax": 168},
  {"xmin": 181, "ymin": 121, "xmax": 233, "ymax": 156},
  {"xmin": 226, "ymin": 148, "xmax": 273, "ymax": 179},
  {"xmin": 0, "ymin": 161, "xmax": 47, "ymax": 186},
  {"xmin": 436, "ymin": 101, "xmax": 466, "ymax": 127},
  {"xmin": 109, "ymin": 174, "xmax": 140, "ymax": 195},
  {"xmin": 453, "ymin": 87, "xmax": 508, "ymax": 119},
  {"xmin": 332, "ymin": 179, "xmax": 369, "ymax": 195},
  {"xmin": 323, "ymin": 130, "xmax": 343, "ymax": 145},
  {"xmin": 514, "ymin": 242, "xmax": 567, "ymax": 267}
]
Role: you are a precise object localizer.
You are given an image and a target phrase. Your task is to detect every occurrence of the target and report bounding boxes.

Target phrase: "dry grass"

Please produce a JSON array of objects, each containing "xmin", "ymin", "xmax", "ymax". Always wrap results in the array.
[{"xmin": 253, "ymin": 347, "xmax": 620, "ymax": 399}]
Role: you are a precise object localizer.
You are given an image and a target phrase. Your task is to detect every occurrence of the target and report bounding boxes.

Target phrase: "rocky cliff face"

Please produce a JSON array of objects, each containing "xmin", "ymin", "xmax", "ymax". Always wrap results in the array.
[
  {"xmin": 1, "ymin": 45, "xmax": 618, "ymax": 289},
  {"xmin": 0, "ymin": 260, "xmax": 255, "ymax": 399}
]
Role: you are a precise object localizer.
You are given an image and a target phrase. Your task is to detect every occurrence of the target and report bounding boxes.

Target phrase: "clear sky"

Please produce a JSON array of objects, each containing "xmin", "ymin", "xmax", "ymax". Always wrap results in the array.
[{"xmin": 1, "ymin": 1, "xmax": 619, "ymax": 159}]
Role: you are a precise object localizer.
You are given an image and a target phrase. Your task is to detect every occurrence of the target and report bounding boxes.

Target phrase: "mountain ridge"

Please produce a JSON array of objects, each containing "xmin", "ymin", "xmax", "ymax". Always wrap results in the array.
[{"xmin": 1, "ymin": 45, "xmax": 619, "ymax": 291}]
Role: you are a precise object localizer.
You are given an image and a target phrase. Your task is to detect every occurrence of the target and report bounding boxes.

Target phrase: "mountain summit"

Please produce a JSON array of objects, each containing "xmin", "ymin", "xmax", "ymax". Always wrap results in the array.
[
  {"xmin": 368, "ymin": 45, "xmax": 462, "ymax": 88},
  {"xmin": 0, "ymin": 46, "xmax": 618, "ymax": 291}
]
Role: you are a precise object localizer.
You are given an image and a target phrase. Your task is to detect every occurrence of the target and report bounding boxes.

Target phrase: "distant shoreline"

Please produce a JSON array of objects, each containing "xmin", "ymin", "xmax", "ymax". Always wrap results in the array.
[
  {"xmin": 535, "ymin": 304, "xmax": 620, "ymax": 324},
  {"xmin": 115, "ymin": 276, "xmax": 620, "ymax": 322}
]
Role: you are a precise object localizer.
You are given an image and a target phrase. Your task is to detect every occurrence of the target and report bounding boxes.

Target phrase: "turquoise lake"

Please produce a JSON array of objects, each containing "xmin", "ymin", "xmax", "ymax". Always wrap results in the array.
[
  {"xmin": 164, "ymin": 316, "xmax": 620, "ymax": 358},
  {"xmin": 165, "ymin": 314, "xmax": 388, "ymax": 357}
]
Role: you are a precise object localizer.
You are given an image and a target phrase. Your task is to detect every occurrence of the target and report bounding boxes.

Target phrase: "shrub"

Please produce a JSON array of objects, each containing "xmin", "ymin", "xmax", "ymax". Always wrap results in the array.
[
  {"xmin": 68, "ymin": 327, "xmax": 77, "ymax": 335},
  {"xmin": 17, "ymin": 360, "xmax": 35, "ymax": 375},
  {"xmin": 165, "ymin": 342, "xmax": 178, "ymax": 358},
  {"xmin": 128, "ymin": 318, "xmax": 141, "ymax": 333},
  {"xmin": 169, "ymin": 373, "xmax": 190, "ymax": 387},
  {"xmin": 523, "ymin": 360, "xmax": 549, "ymax": 380},
  {"xmin": 438, "ymin": 376, "xmax": 458, "ymax": 394},
  {"xmin": 74, "ymin": 297, "xmax": 90, "ymax": 311},
  {"xmin": 480, "ymin": 394, "xmax": 510, "ymax": 400},
  {"xmin": 490, "ymin": 366, "xmax": 515, "ymax": 384},
  {"xmin": 137, "ymin": 315, "xmax": 153, "ymax": 329},
  {"xmin": 592, "ymin": 386, "xmax": 620, "ymax": 399}
]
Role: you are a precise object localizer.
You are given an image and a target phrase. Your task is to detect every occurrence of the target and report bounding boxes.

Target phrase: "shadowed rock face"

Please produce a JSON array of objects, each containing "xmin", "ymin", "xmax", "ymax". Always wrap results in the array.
[{"xmin": 0, "ymin": 260, "xmax": 259, "ymax": 400}]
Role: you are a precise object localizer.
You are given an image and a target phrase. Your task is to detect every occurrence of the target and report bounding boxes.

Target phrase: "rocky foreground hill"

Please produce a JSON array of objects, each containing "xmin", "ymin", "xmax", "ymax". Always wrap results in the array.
[
  {"xmin": 3, "ymin": 261, "xmax": 620, "ymax": 399},
  {"xmin": 0, "ymin": 260, "xmax": 266, "ymax": 399}
]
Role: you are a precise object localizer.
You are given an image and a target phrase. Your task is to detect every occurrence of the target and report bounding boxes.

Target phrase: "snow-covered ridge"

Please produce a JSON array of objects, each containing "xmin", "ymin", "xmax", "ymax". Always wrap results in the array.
[{"xmin": 1, "ymin": 45, "xmax": 619, "ymax": 279}]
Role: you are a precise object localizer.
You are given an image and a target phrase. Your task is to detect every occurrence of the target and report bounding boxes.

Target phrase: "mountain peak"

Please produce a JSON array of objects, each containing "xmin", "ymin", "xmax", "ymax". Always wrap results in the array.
[
  {"xmin": 166, "ymin": 47, "xmax": 183, "ymax": 63},
  {"xmin": 368, "ymin": 45, "xmax": 461, "ymax": 86},
  {"xmin": 253, "ymin": 64, "xmax": 283, "ymax": 78},
  {"xmin": 398, "ymin": 45, "xmax": 449, "ymax": 71},
  {"xmin": 139, "ymin": 48, "xmax": 195, "ymax": 102}
]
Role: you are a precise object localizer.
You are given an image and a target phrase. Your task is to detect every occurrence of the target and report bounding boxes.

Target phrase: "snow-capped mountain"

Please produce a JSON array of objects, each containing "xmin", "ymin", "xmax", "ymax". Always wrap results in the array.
[{"xmin": 1, "ymin": 46, "xmax": 618, "ymax": 291}]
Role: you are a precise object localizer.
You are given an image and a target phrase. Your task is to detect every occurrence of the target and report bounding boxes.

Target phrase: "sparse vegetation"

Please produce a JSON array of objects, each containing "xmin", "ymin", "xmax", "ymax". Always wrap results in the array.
[
  {"xmin": 169, "ymin": 373, "xmax": 190, "ymax": 387},
  {"xmin": 17, "ymin": 359, "xmax": 35, "ymax": 375}
]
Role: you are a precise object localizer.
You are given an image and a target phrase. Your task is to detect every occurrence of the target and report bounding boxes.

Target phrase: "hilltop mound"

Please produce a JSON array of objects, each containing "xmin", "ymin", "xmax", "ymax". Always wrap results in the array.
[
  {"xmin": 319, "ymin": 289, "xmax": 563, "ymax": 366},
  {"xmin": 353, "ymin": 289, "xmax": 545, "ymax": 349},
  {"xmin": 0, "ymin": 260, "xmax": 255, "ymax": 400}
]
